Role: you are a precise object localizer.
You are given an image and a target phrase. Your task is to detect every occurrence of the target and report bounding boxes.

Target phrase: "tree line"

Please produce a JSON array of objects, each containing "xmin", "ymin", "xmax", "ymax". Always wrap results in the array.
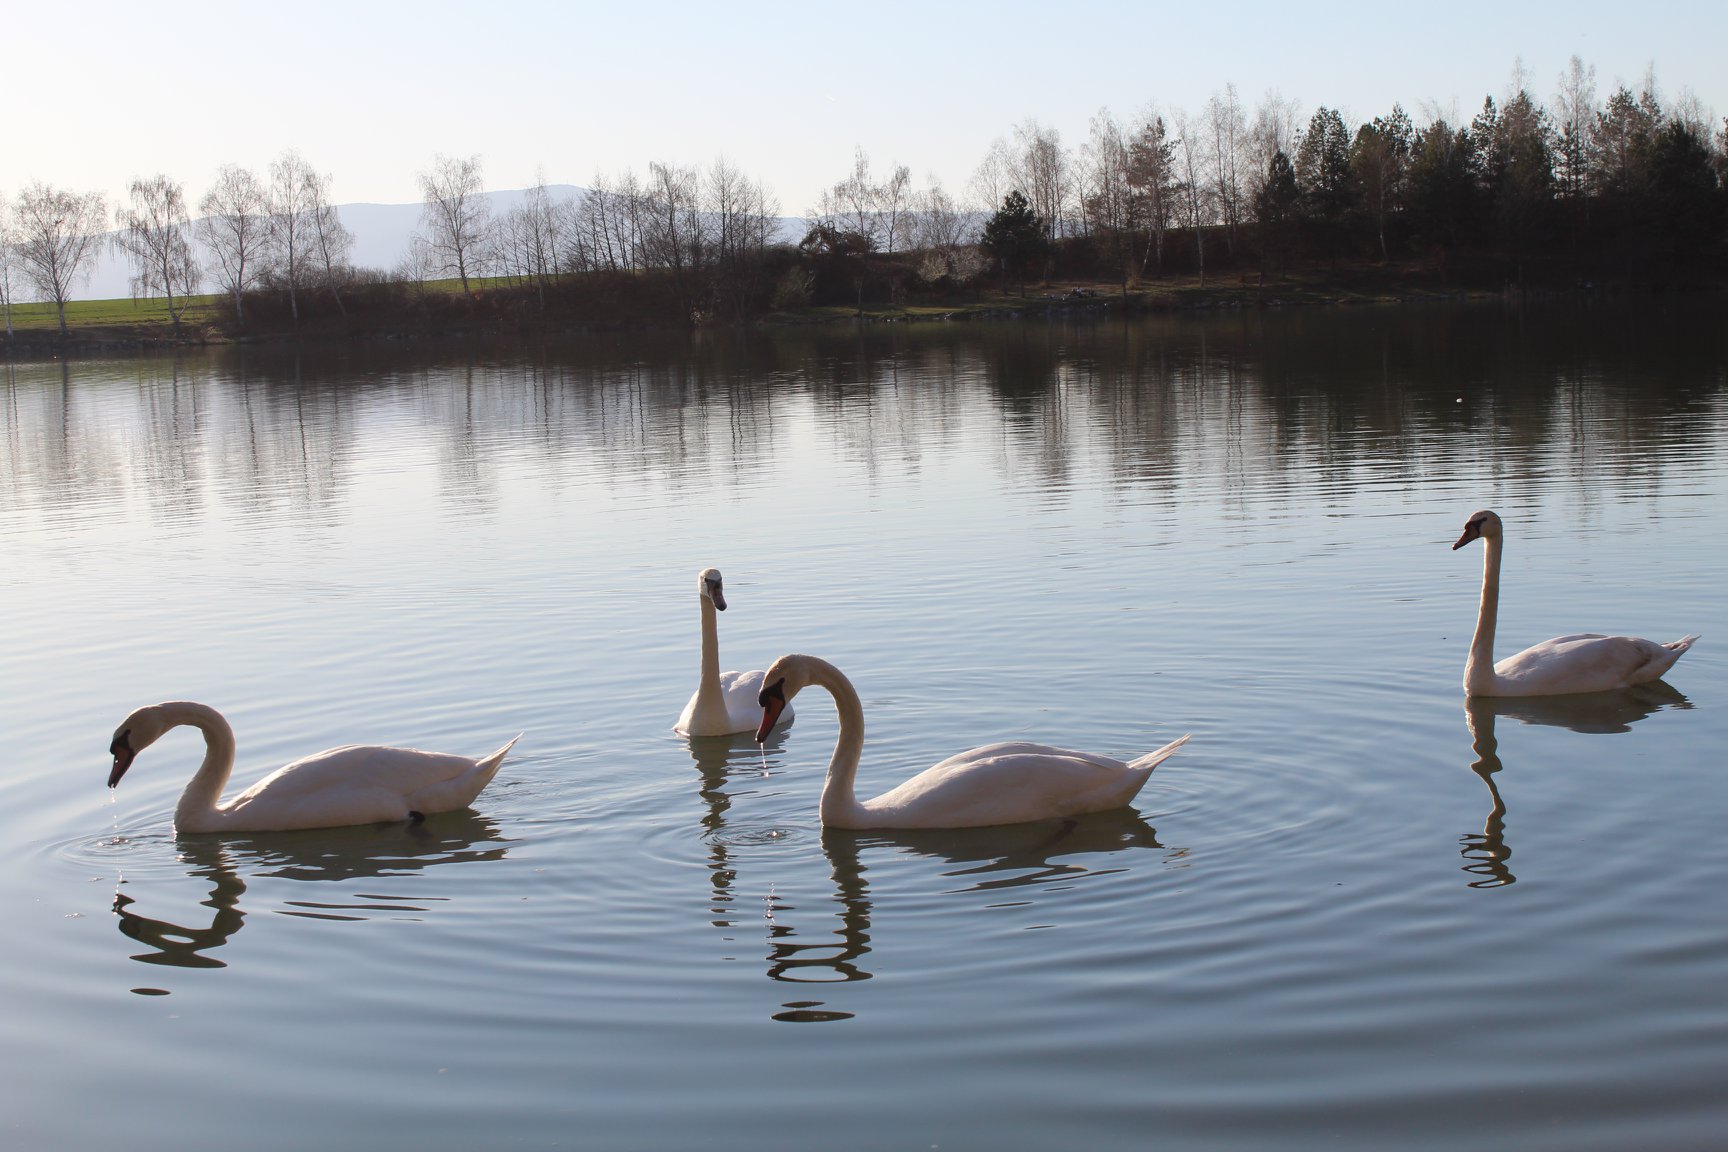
[
  {"xmin": 2, "ymin": 56, "xmax": 1724, "ymax": 338},
  {"xmin": 966, "ymin": 62, "xmax": 1724, "ymax": 294}
]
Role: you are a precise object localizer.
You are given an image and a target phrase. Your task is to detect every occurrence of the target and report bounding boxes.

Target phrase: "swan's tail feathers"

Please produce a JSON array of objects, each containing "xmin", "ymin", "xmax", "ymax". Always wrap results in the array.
[
  {"xmin": 483, "ymin": 734, "xmax": 522, "ymax": 767},
  {"xmin": 473, "ymin": 734, "xmax": 521, "ymax": 786},
  {"xmin": 1129, "ymin": 733, "xmax": 1192, "ymax": 774},
  {"xmin": 1667, "ymin": 635, "xmax": 1700, "ymax": 655}
]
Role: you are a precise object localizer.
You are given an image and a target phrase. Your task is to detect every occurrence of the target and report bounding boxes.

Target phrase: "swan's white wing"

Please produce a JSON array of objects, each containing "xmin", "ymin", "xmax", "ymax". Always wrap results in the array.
[
  {"xmin": 721, "ymin": 669, "xmax": 793, "ymax": 729},
  {"xmin": 860, "ymin": 742, "xmax": 1149, "ymax": 829},
  {"xmin": 679, "ymin": 669, "xmax": 793, "ymax": 736},
  {"xmin": 1495, "ymin": 633, "xmax": 1692, "ymax": 695},
  {"xmin": 217, "ymin": 742, "xmax": 510, "ymax": 831}
]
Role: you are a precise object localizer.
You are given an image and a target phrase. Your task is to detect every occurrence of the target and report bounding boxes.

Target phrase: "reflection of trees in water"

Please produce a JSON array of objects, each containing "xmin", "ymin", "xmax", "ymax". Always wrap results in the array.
[
  {"xmin": 1, "ymin": 353, "xmax": 356, "ymax": 534},
  {"xmin": 3, "ymin": 303, "xmax": 1723, "ymax": 523},
  {"xmin": 112, "ymin": 812, "xmax": 509, "ymax": 975},
  {"xmin": 1459, "ymin": 684, "xmax": 1689, "ymax": 889},
  {"xmin": 2, "ymin": 361, "xmax": 132, "ymax": 525}
]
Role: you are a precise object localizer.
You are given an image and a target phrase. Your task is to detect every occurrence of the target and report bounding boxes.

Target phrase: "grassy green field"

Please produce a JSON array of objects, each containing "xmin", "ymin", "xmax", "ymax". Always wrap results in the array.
[
  {"xmin": 1, "ymin": 275, "xmax": 538, "ymax": 341},
  {"xmin": 4, "ymin": 293, "xmax": 224, "ymax": 331}
]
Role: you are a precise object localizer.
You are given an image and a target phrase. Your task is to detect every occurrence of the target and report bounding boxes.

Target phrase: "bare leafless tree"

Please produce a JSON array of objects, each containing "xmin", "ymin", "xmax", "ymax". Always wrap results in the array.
[
  {"xmin": 1080, "ymin": 108, "xmax": 1135, "ymax": 292},
  {"xmin": 304, "ymin": 166, "xmax": 354, "ymax": 315},
  {"xmin": 878, "ymin": 163, "xmax": 913, "ymax": 255},
  {"xmin": 643, "ymin": 161, "xmax": 704, "ymax": 309},
  {"xmin": 395, "ymin": 235, "xmax": 438, "ymax": 304},
  {"xmin": 1011, "ymin": 120, "xmax": 1070, "ymax": 238},
  {"xmin": 705, "ymin": 156, "xmax": 779, "ymax": 319},
  {"xmin": 911, "ymin": 176, "xmax": 972, "ymax": 252},
  {"xmin": 818, "ymin": 147, "xmax": 883, "ymax": 249},
  {"xmin": 1668, "ymin": 85, "xmax": 1713, "ymax": 138},
  {"xmin": 1206, "ymin": 84, "xmax": 1247, "ymax": 250},
  {"xmin": 1552, "ymin": 55, "xmax": 1598, "ymax": 202},
  {"xmin": 499, "ymin": 173, "xmax": 570, "ymax": 311},
  {"xmin": 198, "ymin": 165, "xmax": 268, "ymax": 326},
  {"xmin": 10, "ymin": 183, "xmax": 107, "ymax": 335},
  {"xmin": 608, "ymin": 169, "xmax": 648, "ymax": 270},
  {"xmin": 573, "ymin": 171, "xmax": 629, "ymax": 272},
  {"xmin": 1171, "ymin": 108, "xmax": 1211, "ymax": 285},
  {"xmin": 1, "ymin": 195, "xmax": 17, "ymax": 340},
  {"xmin": 705, "ymin": 155, "xmax": 750, "ymax": 272},
  {"xmin": 416, "ymin": 153, "xmax": 492, "ymax": 299},
  {"xmin": 969, "ymin": 138, "xmax": 1015, "ymax": 216},
  {"xmin": 267, "ymin": 151, "xmax": 320, "ymax": 325},
  {"xmin": 114, "ymin": 175, "xmax": 199, "ymax": 333},
  {"xmin": 588, "ymin": 173, "xmax": 629, "ymax": 271}
]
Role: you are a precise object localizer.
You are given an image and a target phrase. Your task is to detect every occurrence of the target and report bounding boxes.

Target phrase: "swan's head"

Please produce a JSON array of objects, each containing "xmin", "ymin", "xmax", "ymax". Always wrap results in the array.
[
  {"xmin": 698, "ymin": 568, "xmax": 727, "ymax": 611},
  {"xmin": 108, "ymin": 704, "xmax": 171, "ymax": 788},
  {"xmin": 1453, "ymin": 509, "xmax": 1503, "ymax": 550},
  {"xmin": 755, "ymin": 654, "xmax": 815, "ymax": 743}
]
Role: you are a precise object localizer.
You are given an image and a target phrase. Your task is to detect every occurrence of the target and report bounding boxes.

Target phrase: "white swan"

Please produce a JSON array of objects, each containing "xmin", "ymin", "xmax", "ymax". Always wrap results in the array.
[
  {"xmin": 1453, "ymin": 509, "xmax": 1698, "ymax": 697},
  {"xmin": 675, "ymin": 568, "xmax": 792, "ymax": 737},
  {"xmin": 107, "ymin": 700, "xmax": 520, "ymax": 834},
  {"xmin": 754, "ymin": 654, "xmax": 1191, "ymax": 829}
]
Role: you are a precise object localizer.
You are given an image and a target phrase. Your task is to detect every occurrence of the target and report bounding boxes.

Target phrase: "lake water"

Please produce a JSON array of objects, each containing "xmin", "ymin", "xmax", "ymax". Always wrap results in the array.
[{"xmin": 2, "ymin": 301, "xmax": 1724, "ymax": 1151}]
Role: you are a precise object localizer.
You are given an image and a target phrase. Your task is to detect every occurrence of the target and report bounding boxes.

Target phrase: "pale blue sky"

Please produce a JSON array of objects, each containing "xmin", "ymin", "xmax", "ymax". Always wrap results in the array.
[{"xmin": 8, "ymin": 0, "xmax": 1724, "ymax": 216}]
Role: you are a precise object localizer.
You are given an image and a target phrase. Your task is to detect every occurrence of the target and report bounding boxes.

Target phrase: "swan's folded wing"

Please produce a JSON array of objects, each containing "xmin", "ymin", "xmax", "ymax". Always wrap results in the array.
[
  {"xmin": 865, "ymin": 742, "xmax": 1147, "ymax": 828},
  {"xmin": 1496, "ymin": 634, "xmax": 1687, "ymax": 694}
]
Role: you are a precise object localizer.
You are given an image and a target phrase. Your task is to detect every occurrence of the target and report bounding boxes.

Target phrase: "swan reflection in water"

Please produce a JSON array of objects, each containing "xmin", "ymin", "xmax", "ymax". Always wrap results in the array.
[
  {"xmin": 112, "ymin": 811, "xmax": 509, "ymax": 980},
  {"xmin": 1460, "ymin": 683, "xmax": 1690, "ymax": 888},
  {"xmin": 689, "ymin": 729, "xmax": 1173, "ymax": 1022},
  {"xmin": 771, "ymin": 814, "xmax": 1172, "ymax": 1023}
]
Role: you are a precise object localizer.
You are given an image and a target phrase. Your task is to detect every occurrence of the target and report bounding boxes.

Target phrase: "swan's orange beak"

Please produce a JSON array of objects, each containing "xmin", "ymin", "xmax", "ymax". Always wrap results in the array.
[
  {"xmin": 755, "ymin": 681, "xmax": 786, "ymax": 743},
  {"xmin": 1452, "ymin": 521, "xmax": 1482, "ymax": 550},
  {"xmin": 108, "ymin": 732, "xmax": 136, "ymax": 788}
]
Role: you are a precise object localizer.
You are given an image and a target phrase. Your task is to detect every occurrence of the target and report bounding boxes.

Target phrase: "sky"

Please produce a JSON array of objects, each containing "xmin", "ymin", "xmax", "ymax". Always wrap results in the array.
[{"xmin": 6, "ymin": 0, "xmax": 1726, "ymax": 220}]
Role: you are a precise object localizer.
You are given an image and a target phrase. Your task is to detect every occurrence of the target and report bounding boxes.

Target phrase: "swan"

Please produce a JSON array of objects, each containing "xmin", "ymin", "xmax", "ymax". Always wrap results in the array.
[
  {"xmin": 1452, "ymin": 509, "xmax": 1698, "ymax": 697},
  {"xmin": 675, "ymin": 568, "xmax": 792, "ymax": 737},
  {"xmin": 107, "ymin": 700, "xmax": 520, "ymax": 834},
  {"xmin": 754, "ymin": 653, "xmax": 1191, "ymax": 829}
]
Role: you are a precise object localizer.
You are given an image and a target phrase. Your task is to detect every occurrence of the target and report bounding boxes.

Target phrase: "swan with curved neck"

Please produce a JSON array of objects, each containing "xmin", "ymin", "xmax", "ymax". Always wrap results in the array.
[
  {"xmin": 754, "ymin": 654, "xmax": 1190, "ymax": 829},
  {"xmin": 675, "ymin": 568, "xmax": 792, "ymax": 737},
  {"xmin": 1453, "ymin": 509, "xmax": 1697, "ymax": 697},
  {"xmin": 107, "ymin": 701, "xmax": 519, "ymax": 833}
]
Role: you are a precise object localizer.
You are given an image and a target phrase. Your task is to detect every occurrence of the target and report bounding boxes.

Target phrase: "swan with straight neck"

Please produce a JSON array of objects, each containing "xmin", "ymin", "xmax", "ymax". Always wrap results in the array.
[
  {"xmin": 1453, "ymin": 509, "xmax": 1697, "ymax": 697},
  {"xmin": 675, "ymin": 567, "xmax": 791, "ymax": 737}
]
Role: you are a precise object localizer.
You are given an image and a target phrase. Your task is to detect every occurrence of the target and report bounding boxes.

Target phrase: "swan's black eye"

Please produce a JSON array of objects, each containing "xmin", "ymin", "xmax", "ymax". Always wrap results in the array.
[
  {"xmin": 758, "ymin": 678, "xmax": 786, "ymax": 709},
  {"xmin": 110, "ymin": 729, "xmax": 131, "ymax": 757}
]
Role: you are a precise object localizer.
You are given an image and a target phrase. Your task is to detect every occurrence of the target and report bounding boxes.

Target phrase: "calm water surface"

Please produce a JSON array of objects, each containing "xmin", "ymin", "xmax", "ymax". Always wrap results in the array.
[{"xmin": 2, "ymin": 302, "xmax": 1725, "ymax": 1151}]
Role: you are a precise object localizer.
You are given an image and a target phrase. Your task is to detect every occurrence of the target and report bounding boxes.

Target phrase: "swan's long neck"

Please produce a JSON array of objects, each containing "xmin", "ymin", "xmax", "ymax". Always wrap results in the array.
[
  {"xmin": 805, "ymin": 657, "xmax": 869, "ymax": 826},
  {"xmin": 165, "ymin": 702, "xmax": 238, "ymax": 829},
  {"xmin": 1466, "ymin": 534, "xmax": 1503, "ymax": 694},
  {"xmin": 695, "ymin": 594, "xmax": 724, "ymax": 706}
]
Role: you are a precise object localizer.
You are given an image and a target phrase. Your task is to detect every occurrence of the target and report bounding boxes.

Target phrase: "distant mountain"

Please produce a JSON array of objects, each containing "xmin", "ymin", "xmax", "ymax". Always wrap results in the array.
[{"xmin": 69, "ymin": 186, "xmax": 808, "ymax": 302}]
